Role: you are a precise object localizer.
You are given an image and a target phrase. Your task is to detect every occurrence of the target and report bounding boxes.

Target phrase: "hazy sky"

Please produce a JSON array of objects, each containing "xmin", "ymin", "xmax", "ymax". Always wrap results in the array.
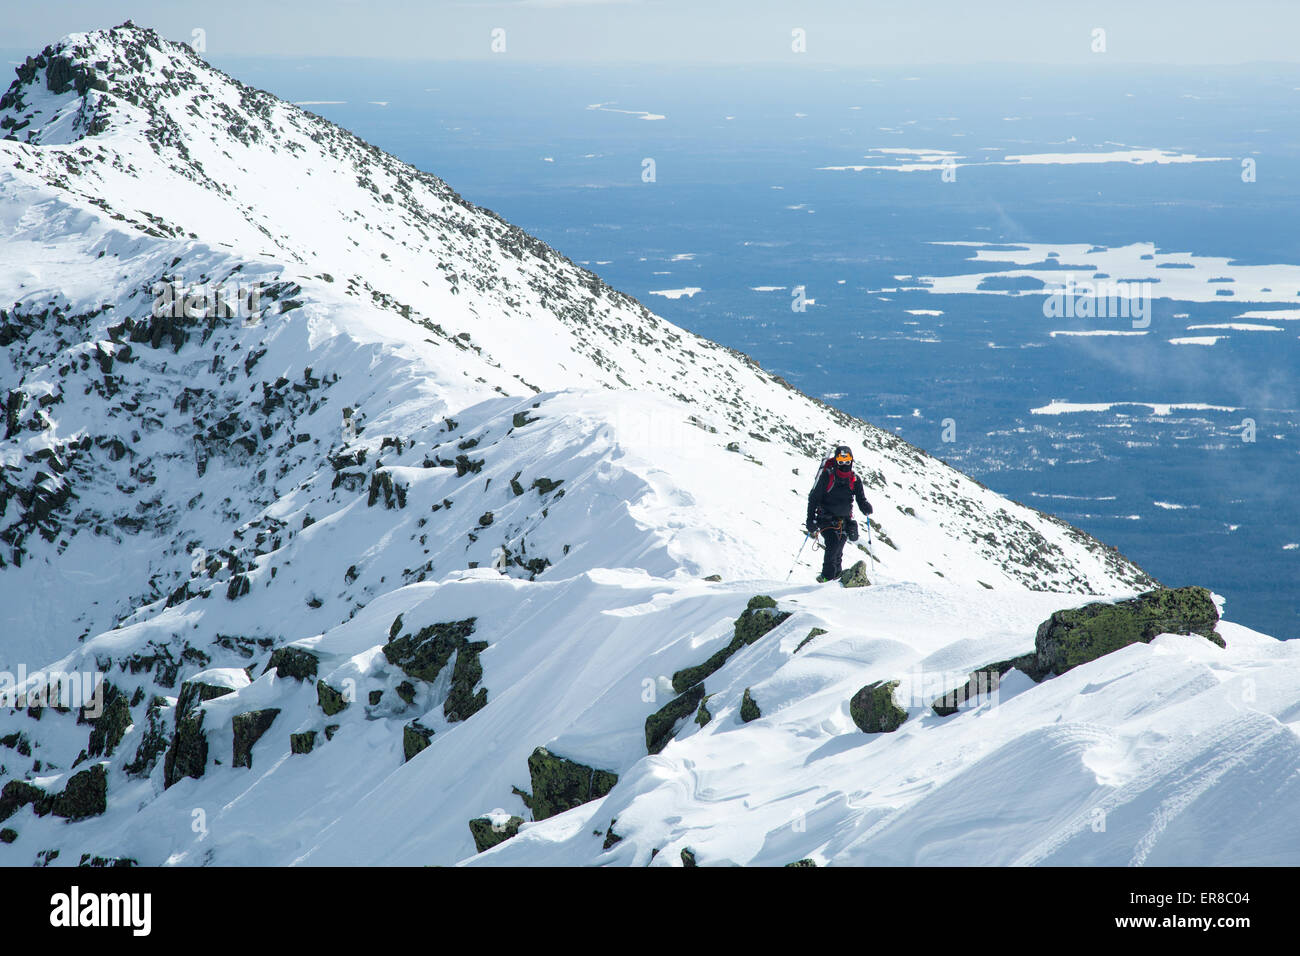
[{"xmin": 5, "ymin": 0, "xmax": 1297, "ymax": 65}]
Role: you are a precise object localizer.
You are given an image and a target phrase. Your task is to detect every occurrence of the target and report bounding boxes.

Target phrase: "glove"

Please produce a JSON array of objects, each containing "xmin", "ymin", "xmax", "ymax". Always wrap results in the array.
[
  {"xmin": 805, "ymin": 518, "xmax": 818, "ymax": 535},
  {"xmin": 865, "ymin": 502, "xmax": 874, "ymax": 516}
]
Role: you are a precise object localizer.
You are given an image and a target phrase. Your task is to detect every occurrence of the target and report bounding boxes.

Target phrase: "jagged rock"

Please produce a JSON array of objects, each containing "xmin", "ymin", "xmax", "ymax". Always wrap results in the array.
[
  {"xmin": 671, "ymin": 595, "xmax": 790, "ymax": 693},
  {"xmin": 264, "ymin": 645, "xmax": 319, "ymax": 680},
  {"xmin": 444, "ymin": 639, "xmax": 489, "ymax": 722},
  {"xmin": 645, "ymin": 683, "xmax": 707, "ymax": 755},
  {"xmin": 78, "ymin": 855, "xmax": 137, "ymax": 867},
  {"xmin": 51, "ymin": 764, "xmax": 107, "ymax": 820},
  {"xmin": 680, "ymin": 848, "xmax": 697, "ymax": 867},
  {"xmin": 785, "ymin": 859, "xmax": 816, "ymax": 867},
  {"xmin": 1030, "ymin": 586, "xmax": 1223, "ymax": 679},
  {"xmin": 85, "ymin": 684, "xmax": 131, "ymax": 757},
  {"xmin": 602, "ymin": 819, "xmax": 622, "ymax": 850},
  {"xmin": 403, "ymin": 722, "xmax": 434, "ymax": 762},
  {"xmin": 124, "ymin": 695, "xmax": 169, "ymax": 777},
  {"xmin": 384, "ymin": 618, "xmax": 478, "ymax": 683},
  {"xmin": 0, "ymin": 780, "xmax": 51, "ymax": 822},
  {"xmin": 468, "ymin": 815, "xmax": 524, "ymax": 852},
  {"xmin": 175, "ymin": 679, "xmax": 233, "ymax": 718},
  {"xmin": 526, "ymin": 747, "xmax": 618, "ymax": 821},
  {"xmin": 0, "ymin": 828, "xmax": 15, "ymax": 843},
  {"xmin": 695, "ymin": 696, "xmax": 712, "ymax": 727},
  {"xmin": 931, "ymin": 664, "xmax": 1014, "ymax": 717},
  {"xmin": 317, "ymin": 680, "xmax": 348, "ymax": 716},
  {"xmin": 163, "ymin": 711, "xmax": 207, "ymax": 789},
  {"xmin": 839, "ymin": 560, "xmax": 871, "ymax": 588},
  {"xmin": 794, "ymin": 627, "xmax": 827, "ymax": 653},
  {"xmin": 849, "ymin": 680, "xmax": 908, "ymax": 734},
  {"xmin": 232, "ymin": 709, "xmax": 280, "ymax": 768},
  {"xmin": 740, "ymin": 688, "xmax": 761, "ymax": 723},
  {"xmin": 290, "ymin": 731, "xmax": 316, "ymax": 755}
]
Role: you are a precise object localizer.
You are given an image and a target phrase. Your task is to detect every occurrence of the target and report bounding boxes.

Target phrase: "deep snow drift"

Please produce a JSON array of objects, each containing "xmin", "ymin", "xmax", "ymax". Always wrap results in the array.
[{"xmin": 0, "ymin": 26, "xmax": 1293, "ymax": 867}]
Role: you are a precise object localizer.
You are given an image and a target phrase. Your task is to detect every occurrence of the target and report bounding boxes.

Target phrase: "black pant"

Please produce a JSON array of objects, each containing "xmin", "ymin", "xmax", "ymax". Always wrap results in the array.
[{"xmin": 819, "ymin": 519, "xmax": 847, "ymax": 579}]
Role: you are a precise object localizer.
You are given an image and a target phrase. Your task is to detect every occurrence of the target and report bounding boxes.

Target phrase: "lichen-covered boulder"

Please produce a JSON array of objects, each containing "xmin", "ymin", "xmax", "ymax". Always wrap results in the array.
[
  {"xmin": 645, "ymin": 683, "xmax": 707, "ymax": 755},
  {"xmin": 931, "ymin": 667, "xmax": 1007, "ymax": 717},
  {"xmin": 263, "ymin": 646, "xmax": 319, "ymax": 681},
  {"xmin": 232, "ymin": 709, "xmax": 280, "ymax": 769},
  {"xmin": 526, "ymin": 747, "xmax": 618, "ymax": 821},
  {"xmin": 794, "ymin": 627, "xmax": 827, "ymax": 653},
  {"xmin": 1033, "ymin": 586, "xmax": 1223, "ymax": 679},
  {"xmin": 403, "ymin": 721, "xmax": 434, "ymax": 762},
  {"xmin": 384, "ymin": 618, "xmax": 478, "ymax": 684},
  {"xmin": 839, "ymin": 561, "xmax": 871, "ymax": 588},
  {"xmin": 317, "ymin": 680, "xmax": 348, "ymax": 716},
  {"xmin": 740, "ymin": 688, "xmax": 761, "ymax": 723},
  {"xmin": 849, "ymin": 680, "xmax": 908, "ymax": 734},
  {"xmin": 444, "ymin": 640, "xmax": 489, "ymax": 722},
  {"xmin": 671, "ymin": 596, "xmax": 791, "ymax": 693},
  {"xmin": 163, "ymin": 711, "xmax": 207, "ymax": 789},
  {"xmin": 175, "ymin": 678, "xmax": 235, "ymax": 718},
  {"xmin": 51, "ymin": 764, "xmax": 107, "ymax": 820},
  {"xmin": 733, "ymin": 595, "xmax": 792, "ymax": 646},
  {"xmin": 468, "ymin": 814, "xmax": 524, "ymax": 853}
]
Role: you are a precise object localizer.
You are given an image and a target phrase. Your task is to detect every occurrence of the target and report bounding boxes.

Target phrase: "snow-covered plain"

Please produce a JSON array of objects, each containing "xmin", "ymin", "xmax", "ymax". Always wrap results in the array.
[{"xmin": 0, "ymin": 26, "xmax": 1295, "ymax": 868}]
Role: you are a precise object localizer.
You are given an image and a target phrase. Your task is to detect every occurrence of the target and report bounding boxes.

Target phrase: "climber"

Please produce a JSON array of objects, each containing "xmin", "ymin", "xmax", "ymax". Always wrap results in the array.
[{"xmin": 806, "ymin": 444, "xmax": 873, "ymax": 582}]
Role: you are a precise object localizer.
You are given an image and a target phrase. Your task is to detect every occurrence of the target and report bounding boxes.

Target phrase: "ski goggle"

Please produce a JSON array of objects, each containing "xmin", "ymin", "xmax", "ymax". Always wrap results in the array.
[{"xmin": 835, "ymin": 451, "xmax": 852, "ymax": 464}]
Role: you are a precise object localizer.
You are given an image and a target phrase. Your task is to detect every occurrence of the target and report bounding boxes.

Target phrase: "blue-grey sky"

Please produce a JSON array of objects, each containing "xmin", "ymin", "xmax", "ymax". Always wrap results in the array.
[{"xmin": 5, "ymin": 0, "xmax": 1297, "ymax": 64}]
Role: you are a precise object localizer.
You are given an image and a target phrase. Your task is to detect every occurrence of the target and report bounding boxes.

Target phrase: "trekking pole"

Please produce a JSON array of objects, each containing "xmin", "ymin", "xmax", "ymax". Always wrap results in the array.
[
  {"xmin": 785, "ymin": 530, "xmax": 813, "ymax": 581},
  {"xmin": 866, "ymin": 519, "xmax": 877, "ymax": 573}
]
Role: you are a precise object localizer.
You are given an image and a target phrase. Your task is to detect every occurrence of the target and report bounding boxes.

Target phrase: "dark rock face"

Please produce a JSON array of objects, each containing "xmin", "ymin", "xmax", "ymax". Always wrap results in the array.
[
  {"xmin": 468, "ymin": 815, "xmax": 523, "ymax": 853},
  {"xmin": 645, "ymin": 683, "xmax": 707, "ymax": 755},
  {"xmin": 316, "ymin": 681, "xmax": 348, "ymax": 716},
  {"xmin": 124, "ymin": 696, "xmax": 170, "ymax": 777},
  {"xmin": 51, "ymin": 764, "xmax": 107, "ymax": 820},
  {"xmin": 931, "ymin": 666, "xmax": 1009, "ymax": 717},
  {"xmin": 849, "ymin": 680, "xmax": 908, "ymax": 734},
  {"xmin": 163, "ymin": 711, "xmax": 207, "ymax": 789},
  {"xmin": 289, "ymin": 731, "xmax": 316, "ymax": 754},
  {"xmin": 526, "ymin": 747, "xmax": 618, "ymax": 821},
  {"xmin": 264, "ymin": 646, "xmax": 319, "ymax": 681},
  {"xmin": 176, "ymin": 679, "xmax": 234, "ymax": 718},
  {"xmin": 671, "ymin": 595, "xmax": 790, "ymax": 693},
  {"xmin": 384, "ymin": 618, "xmax": 477, "ymax": 683},
  {"xmin": 232, "ymin": 709, "xmax": 280, "ymax": 769},
  {"xmin": 85, "ymin": 684, "xmax": 131, "ymax": 757},
  {"xmin": 403, "ymin": 722, "xmax": 434, "ymax": 762},
  {"xmin": 0, "ymin": 780, "xmax": 51, "ymax": 822},
  {"xmin": 740, "ymin": 688, "xmax": 761, "ymax": 723},
  {"xmin": 1031, "ymin": 587, "xmax": 1223, "ymax": 679}
]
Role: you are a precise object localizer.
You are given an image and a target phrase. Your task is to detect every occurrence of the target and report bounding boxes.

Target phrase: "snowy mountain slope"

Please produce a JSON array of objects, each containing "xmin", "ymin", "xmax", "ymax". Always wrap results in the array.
[{"xmin": 2, "ymin": 25, "xmax": 1289, "ymax": 869}]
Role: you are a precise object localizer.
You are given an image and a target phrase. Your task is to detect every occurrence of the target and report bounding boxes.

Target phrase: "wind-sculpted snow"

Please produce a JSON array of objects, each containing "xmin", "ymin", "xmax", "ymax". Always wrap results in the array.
[{"xmin": 4, "ymin": 25, "xmax": 1281, "ymax": 870}]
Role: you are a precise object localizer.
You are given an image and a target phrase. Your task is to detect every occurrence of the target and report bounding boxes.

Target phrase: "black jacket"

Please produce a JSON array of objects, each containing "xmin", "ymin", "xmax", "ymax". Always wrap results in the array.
[{"xmin": 807, "ymin": 463, "xmax": 872, "ymax": 525}]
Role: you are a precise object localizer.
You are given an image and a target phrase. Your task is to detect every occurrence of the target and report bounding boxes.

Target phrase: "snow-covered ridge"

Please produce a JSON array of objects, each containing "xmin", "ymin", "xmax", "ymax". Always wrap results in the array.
[{"xmin": 7, "ymin": 26, "xmax": 1285, "ymax": 869}]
